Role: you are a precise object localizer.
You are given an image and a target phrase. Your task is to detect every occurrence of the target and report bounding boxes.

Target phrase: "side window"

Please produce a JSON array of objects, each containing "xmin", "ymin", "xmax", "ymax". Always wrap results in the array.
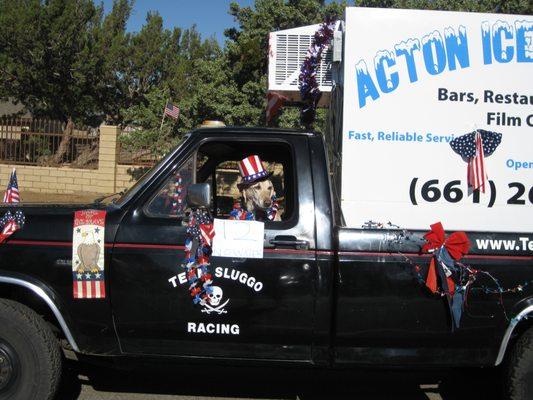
[
  {"xmin": 196, "ymin": 141, "xmax": 294, "ymax": 223},
  {"xmin": 145, "ymin": 156, "xmax": 194, "ymax": 218}
]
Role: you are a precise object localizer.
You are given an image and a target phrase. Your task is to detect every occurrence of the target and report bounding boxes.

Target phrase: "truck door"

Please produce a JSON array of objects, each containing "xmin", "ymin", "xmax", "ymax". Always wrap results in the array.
[{"xmin": 110, "ymin": 133, "xmax": 318, "ymax": 361}]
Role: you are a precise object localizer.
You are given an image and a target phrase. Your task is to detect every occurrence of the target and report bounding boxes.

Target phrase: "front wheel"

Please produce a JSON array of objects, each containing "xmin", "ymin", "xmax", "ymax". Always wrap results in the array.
[
  {"xmin": 0, "ymin": 298, "xmax": 62, "ymax": 400},
  {"xmin": 505, "ymin": 326, "xmax": 533, "ymax": 400}
]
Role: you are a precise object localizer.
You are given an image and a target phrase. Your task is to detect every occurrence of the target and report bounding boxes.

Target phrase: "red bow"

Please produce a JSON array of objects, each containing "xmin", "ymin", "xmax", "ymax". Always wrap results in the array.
[{"xmin": 422, "ymin": 222, "xmax": 470, "ymax": 294}]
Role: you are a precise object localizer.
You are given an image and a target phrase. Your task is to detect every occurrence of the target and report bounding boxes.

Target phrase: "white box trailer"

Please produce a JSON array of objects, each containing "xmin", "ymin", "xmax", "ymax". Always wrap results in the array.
[{"xmin": 269, "ymin": 7, "xmax": 533, "ymax": 233}]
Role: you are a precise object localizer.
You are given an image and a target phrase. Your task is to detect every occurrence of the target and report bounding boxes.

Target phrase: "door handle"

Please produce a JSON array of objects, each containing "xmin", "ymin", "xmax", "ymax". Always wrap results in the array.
[{"xmin": 269, "ymin": 236, "xmax": 309, "ymax": 249}]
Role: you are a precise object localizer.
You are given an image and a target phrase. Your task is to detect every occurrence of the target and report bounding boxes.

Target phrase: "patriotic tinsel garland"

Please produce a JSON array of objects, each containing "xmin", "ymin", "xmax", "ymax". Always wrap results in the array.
[
  {"xmin": 182, "ymin": 209, "xmax": 215, "ymax": 305},
  {"xmin": 299, "ymin": 19, "xmax": 336, "ymax": 127}
]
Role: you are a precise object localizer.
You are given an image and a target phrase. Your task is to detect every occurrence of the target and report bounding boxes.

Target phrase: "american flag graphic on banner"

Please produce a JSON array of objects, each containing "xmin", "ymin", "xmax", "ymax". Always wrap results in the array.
[
  {"xmin": 72, "ymin": 210, "xmax": 106, "ymax": 299},
  {"xmin": 3, "ymin": 168, "xmax": 20, "ymax": 203}
]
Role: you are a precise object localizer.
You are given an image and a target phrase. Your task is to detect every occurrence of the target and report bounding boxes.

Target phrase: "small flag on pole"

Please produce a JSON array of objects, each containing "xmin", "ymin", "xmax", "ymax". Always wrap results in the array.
[
  {"xmin": 3, "ymin": 168, "xmax": 20, "ymax": 203},
  {"xmin": 164, "ymin": 102, "xmax": 180, "ymax": 120},
  {"xmin": 266, "ymin": 92, "xmax": 288, "ymax": 124}
]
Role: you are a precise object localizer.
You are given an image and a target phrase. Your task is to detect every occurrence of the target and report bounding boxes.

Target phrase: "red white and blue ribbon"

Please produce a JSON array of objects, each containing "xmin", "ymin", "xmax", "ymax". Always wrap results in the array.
[{"xmin": 421, "ymin": 222, "xmax": 470, "ymax": 329}]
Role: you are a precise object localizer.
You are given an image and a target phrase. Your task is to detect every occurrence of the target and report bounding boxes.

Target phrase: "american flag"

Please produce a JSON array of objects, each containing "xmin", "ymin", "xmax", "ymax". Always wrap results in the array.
[
  {"xmin": 3, "ymin": 169, "xmax": 20, "ymax": 203},
  {"xmin": 468, "ymin": 131, "xmax": 486, "ymax": 192},
  {"xmin": 199, "ymin": 223, "xmax": 215, "ymax": 246},
  {"xmin": 164, "ymin": 102, "xmax": 180, "ymax": 120},
  {"xmin": 450, "ymin": 129, "xmax": 501, "ymax": 194},
  {"xmin": 266, "ymin": 92, "xmax": 288, "ymax": 123},
  {"xmin": 73, "ymin": 271, "xmax": 106, "ymax": 299}
]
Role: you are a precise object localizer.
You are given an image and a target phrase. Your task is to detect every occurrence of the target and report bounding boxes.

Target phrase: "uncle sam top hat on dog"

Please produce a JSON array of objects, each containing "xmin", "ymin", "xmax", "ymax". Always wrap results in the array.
[{"xmin": 238, "ymin": 155, "xmax": 271, "ymax": 184}]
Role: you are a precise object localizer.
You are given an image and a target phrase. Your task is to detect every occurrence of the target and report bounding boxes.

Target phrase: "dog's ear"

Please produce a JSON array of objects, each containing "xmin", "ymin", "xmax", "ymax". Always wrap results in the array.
[{"xmin": 241, "ymin": 186, "xmax": 248, "ymax": 203}]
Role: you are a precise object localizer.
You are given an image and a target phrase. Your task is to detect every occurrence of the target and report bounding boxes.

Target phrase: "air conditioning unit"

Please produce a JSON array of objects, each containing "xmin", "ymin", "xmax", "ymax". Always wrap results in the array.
[{"xmin": 268, "ymin": 23, "xmax": 339, "ymax": 107}]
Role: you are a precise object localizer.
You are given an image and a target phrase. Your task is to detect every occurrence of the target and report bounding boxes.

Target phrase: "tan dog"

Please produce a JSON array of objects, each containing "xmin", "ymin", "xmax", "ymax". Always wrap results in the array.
[
  {"xmin": 235, "ymin": 154, "xmax": 281, "ymax": 221},
  {"xmin": 239, "ymin": 179, "xmax": 281, "ymax": 221}
]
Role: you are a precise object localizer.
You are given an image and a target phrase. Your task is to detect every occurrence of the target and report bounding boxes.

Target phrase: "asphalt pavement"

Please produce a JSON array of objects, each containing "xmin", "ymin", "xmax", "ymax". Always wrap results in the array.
[{"xmin": 54, "ymin": 358, "xmax": 504, "ymax": 400}]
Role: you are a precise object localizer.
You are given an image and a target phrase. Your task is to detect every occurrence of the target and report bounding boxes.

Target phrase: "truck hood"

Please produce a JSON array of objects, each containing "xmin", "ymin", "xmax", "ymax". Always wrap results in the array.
[{"xmin": 0, "ymin": 203, "xmax": 111, "ymax": 243}]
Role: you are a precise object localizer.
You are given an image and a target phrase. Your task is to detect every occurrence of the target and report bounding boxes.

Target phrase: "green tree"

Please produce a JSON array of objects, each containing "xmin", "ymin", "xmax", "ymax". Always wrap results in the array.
[
  {"xmin": 118, "ymin": 17, "xmax": 223, "ymax": 154},
  {"xmin": 224, "ymin": 0, "xmax": 347, "ymax": 129},
  {"xmin": 224, "ymin": 0, "xmax": 531, "ymax": 132},
  {"xmin": 356, "ymin": 0, "xmax": 531, "ymax": 14},
  {"xmin": 0, "ymin": 0, "xmax": 138, "ymax": 126}
]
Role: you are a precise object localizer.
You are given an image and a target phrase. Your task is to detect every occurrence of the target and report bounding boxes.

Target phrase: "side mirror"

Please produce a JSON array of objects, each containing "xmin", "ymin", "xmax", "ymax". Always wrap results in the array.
[{"xmin": 186, "ymin": 183, "xmax": 211, "ymax": 208}]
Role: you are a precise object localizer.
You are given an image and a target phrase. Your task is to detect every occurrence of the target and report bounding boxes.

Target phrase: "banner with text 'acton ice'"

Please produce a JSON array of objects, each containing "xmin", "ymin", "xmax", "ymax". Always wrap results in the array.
[{"xmin": 341, "ymin": 7, "xmax": 532, "ymax": 232}]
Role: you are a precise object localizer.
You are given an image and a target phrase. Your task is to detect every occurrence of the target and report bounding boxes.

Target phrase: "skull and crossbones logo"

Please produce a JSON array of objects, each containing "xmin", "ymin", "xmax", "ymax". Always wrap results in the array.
[{"xmin": 201, "ymin": 286, "xmax": 230, "ymax": 315}]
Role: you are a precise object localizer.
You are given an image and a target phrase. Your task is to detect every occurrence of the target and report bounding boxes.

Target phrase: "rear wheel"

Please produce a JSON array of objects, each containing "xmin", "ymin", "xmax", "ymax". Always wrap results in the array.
[
  {"xmin": 505, "ymin": 326, "xmax": 533, "ymax": 400},
  {"xmin": 0, "ymin": 298, "xmax": 62, "ymax": 400}
]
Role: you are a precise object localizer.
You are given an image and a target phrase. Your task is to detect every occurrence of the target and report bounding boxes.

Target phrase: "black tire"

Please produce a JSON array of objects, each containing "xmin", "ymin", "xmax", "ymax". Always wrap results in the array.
[
  {"xmin": 0, "ymin": 298, "xmax": 62, "ymax": 400},
  {"xmin": 505, "ymin": 326, "xmax": 533, "ymax": 400}
]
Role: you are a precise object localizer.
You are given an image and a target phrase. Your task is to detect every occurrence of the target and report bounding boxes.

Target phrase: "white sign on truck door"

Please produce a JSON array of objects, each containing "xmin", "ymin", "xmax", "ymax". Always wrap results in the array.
[{"xmin": 341, "ymin": 7, "xmax": 532, "ymax": 232}]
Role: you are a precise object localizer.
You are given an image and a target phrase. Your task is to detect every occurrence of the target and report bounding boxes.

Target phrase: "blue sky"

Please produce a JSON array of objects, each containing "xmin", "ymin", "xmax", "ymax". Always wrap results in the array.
[
  {"xmin": 101, "ymin": 0, "xmax": 345, "ymax": 44},
  {"xmin": 101, "ymin": 0, "xmax": 256, "ymax": 44}
]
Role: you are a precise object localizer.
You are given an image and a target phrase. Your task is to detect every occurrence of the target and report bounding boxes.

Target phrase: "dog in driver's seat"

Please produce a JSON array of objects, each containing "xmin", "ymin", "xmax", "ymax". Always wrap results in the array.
[{"xmin": 234, "ymin": 155, "xmax": 281, "ymax": 222}]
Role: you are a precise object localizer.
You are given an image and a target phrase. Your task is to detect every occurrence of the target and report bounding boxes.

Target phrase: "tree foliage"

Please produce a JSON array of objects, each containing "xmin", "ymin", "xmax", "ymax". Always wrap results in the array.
[{"xmin": 0, "ymin": 0, "xmax": 530, "ymax": 152}]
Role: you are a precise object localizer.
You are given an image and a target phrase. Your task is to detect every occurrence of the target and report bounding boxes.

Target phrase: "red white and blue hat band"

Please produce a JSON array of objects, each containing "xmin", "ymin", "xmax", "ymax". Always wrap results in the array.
[{"xmin": 238, "ymin": 155, "xmax": 269, "ymax": 183}]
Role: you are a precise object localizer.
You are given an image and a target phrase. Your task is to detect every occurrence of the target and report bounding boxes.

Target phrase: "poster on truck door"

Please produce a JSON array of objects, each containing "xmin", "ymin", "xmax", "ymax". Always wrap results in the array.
[{"xmin": 341, "ymin": 7, "xmax": 533, "ymax": 233}]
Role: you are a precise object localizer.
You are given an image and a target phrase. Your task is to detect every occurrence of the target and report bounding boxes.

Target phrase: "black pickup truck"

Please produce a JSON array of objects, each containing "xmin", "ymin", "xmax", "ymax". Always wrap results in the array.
[{"xmin": 0, "ymin": 127, "xmax": 531, "ymax": 400}]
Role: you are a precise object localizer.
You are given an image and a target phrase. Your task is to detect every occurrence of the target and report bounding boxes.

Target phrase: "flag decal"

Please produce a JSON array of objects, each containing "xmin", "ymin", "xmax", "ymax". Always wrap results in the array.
[{"xmin": 72, "ymin": 210, "xmax": 106, "ymax": 299}]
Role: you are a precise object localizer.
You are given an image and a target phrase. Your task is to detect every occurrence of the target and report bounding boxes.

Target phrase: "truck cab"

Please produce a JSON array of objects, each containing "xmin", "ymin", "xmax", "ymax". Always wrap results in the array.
[{"xmin": 110, "ymin": 127, "xmax": 329, "ymax": 361}]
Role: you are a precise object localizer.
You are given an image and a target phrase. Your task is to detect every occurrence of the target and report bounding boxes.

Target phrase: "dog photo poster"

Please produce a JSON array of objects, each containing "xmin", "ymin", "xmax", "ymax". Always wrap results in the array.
[{"xmin": 212, "ymin": 218, "xmax": 264, "ymax": 259}]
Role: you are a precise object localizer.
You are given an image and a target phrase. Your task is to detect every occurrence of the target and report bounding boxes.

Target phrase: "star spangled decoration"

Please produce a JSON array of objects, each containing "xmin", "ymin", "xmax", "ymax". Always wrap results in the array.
[
  {"xmin": 0, "ymin": 210, "xmax": 25, "ymax": 230},
  {"xmin": 450, "ymin": 129, "xmax": 502, "ymax": 160},
  {"xmin": 449, "ymin": 129, "xmax": 502, "ymax": 193},
  {"xmin": 0, "ymin": 210, "xmax": 25, "ymax": 243}
]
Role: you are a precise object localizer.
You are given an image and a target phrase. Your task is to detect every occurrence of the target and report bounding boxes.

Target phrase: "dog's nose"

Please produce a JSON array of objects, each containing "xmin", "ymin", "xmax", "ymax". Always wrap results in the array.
[{"xmin": 264, "ymin": 200, "xmax": 272, "ymax": 207}]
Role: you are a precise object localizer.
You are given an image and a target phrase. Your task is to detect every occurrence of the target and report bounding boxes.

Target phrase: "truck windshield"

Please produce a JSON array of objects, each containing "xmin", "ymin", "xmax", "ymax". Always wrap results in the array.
[{"xmin": 113, "ymin": 135, "xmax": 190, "ymax": 207}]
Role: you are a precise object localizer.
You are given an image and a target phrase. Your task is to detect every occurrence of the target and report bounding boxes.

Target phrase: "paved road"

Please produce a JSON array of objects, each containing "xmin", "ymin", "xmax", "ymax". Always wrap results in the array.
[{"xmin": 54, "ymin": 359, "xmax": 504, "ymax": 400}]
